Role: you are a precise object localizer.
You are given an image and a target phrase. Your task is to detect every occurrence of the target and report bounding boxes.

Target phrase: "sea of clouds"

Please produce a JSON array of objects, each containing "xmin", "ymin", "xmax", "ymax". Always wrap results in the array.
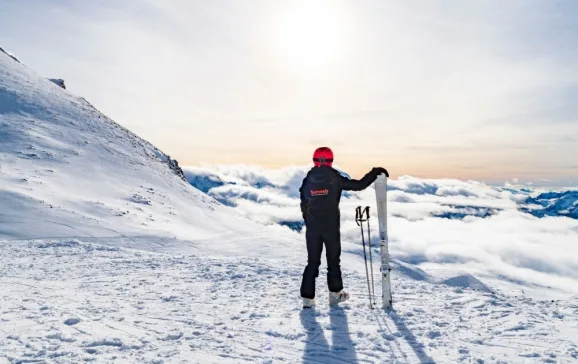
[{"xmin": 183, "ymin": 164, "xmax": 578, "ymax": 297}]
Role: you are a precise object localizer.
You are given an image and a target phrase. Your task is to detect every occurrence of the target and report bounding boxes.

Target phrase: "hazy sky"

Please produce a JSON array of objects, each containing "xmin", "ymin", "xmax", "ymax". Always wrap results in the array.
[{"xmin": 1, "ymin": 0, "xmax": 577, "ymax": 185}]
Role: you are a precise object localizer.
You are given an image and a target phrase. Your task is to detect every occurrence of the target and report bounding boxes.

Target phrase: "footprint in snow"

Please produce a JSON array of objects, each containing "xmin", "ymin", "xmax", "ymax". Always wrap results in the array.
[
  {"xmin": 85, "ymin": 338, "xmax": 123, "ymax": 348},
  {"xmin": 64, "ymin": 317, "xmax": 81, "ymax": 326},
  {"xmin": 164, "ymin": 331, "xmax": 183, "ymax": 341},
  {"xmin": 161, "ymin": 295, "xmax": 178, "ymax": 302}
]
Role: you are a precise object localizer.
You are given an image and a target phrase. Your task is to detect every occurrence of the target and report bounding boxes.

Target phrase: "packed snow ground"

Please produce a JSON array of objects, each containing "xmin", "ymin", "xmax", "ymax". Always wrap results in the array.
[{"xmin": 2, "ymin": 240, "xmax": 577, "ymax": 364}]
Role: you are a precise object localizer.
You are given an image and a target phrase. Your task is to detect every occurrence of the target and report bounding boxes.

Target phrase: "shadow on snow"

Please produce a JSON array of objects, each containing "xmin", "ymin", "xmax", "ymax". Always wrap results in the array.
[
  {"xmin": 300, "ymin": 306, "xmax": 359, "ymax": 364},
  {"xmin": 373, "ymin": 308, "xmax": 436, "ymax": 364}
]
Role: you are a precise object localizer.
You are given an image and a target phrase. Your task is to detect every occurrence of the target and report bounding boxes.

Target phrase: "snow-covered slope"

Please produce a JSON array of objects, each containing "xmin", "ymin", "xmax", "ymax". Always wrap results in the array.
[
  {"xmin": 0, "ymin": 48, "xmax": 298, "ymax": 258},
  {"xmin": 522, "ymin": 191, "xmax": 578, "ymax": 219},
  {"xmin": 1, "ymin": 48, "xmax": 577, "ymax": 363}
]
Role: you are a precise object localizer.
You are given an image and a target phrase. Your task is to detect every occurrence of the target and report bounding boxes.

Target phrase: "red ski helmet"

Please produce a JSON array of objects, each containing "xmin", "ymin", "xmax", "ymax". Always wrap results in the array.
[{"xmin": 313, "ymin": 147, "xmax": 333, "ymax": 167}]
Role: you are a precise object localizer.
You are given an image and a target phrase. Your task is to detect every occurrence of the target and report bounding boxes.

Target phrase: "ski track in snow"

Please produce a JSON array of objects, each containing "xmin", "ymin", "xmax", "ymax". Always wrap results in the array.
[{"xmin": 1, "ymin": 240, "xmax": 577, "ymax": 364}]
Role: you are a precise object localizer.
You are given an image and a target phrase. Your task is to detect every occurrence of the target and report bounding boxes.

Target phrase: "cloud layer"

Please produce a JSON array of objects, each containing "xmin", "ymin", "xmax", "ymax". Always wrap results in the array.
[{"xmin": 183, "ymin": 164, "xmax": 578, "ymax": 296}]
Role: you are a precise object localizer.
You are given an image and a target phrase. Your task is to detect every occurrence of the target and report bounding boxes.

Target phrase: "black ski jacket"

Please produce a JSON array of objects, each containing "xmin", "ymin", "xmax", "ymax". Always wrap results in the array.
[{"xmin": 299, "ymin": 165, "xmax": 382, "ymax": 225}]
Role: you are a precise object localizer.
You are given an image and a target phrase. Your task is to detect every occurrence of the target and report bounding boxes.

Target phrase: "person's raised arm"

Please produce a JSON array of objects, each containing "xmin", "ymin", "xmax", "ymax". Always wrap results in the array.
[{"xmin": 341, "ymin": 167, "xmax": 388, "ymax": 191}]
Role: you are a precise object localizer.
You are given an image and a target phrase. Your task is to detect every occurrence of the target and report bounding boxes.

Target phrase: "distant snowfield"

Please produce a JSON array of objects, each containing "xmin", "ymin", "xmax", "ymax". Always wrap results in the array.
[{"xmin": 1, "ymin": 47, "xmax": 578, "ymax": 363}]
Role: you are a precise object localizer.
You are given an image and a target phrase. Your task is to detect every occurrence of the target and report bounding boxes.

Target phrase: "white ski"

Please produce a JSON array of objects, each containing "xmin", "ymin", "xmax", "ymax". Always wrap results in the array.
[{"xmin": 374, "ymin": 174, "xmax": 392, "ymax": 309}]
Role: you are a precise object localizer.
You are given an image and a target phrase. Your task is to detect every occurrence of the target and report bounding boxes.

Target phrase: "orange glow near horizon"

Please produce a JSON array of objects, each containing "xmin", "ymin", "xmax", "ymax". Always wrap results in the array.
[{"xmin": 171, "ymin": 146, "xmax": 568, "ymax": 184}]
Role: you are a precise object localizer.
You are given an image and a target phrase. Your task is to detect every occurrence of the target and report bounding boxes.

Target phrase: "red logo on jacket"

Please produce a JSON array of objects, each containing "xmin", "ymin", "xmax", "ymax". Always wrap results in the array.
[{"xmin": 311, "ymin": 189, "xmax": 329, "ymax": 196}]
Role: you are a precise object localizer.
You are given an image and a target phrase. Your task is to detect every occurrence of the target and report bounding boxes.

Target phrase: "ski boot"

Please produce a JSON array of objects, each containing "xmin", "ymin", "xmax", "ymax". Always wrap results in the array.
[
  {"xmin": 329, "ymin": 290, "xmax": 350, "ymax": 305},
  {"xmin": 302, "ymin": 297, "xmax": 316, "ymax": 309}
]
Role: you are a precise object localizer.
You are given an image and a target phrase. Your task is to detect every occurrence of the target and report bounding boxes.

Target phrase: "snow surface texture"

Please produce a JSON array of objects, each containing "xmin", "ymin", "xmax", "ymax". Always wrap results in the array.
[
  {"xmin": 1, "ymin": 48, "xmax": 578, "ymax": 363},
  {"xmin": 183, "ymin": 165, "xmax": 578, "ymax": 298},
  {"xmin": 2, "ymin": 240, "xmax": 577, "ymax": 364}
]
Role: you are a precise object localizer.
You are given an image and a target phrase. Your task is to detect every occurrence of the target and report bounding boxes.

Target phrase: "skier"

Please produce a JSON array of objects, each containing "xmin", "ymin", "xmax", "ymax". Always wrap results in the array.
[{"xmin": 299, "ymin": 146, "xmax": 388, "ymax": 308}]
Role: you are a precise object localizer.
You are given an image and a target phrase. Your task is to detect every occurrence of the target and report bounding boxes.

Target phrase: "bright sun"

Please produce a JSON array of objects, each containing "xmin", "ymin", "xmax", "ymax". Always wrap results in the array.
[{"xmin": 270, "ymin": 1, "xmax": 351, "ymax": 75}]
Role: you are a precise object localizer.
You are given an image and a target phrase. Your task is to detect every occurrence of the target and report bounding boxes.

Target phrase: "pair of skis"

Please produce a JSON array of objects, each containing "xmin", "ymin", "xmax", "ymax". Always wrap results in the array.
[{"xmin": 355, "ymin": 174, "xmax": 392, "ymax": 310}]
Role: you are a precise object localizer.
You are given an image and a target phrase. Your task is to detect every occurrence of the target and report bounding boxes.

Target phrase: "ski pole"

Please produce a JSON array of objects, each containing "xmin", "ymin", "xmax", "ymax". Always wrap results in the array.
[
  {"xmin": 356, "ymin": 206, "xmax": 374, "ymax": 308},
  {"xmin": 365, "ymin": 207, "xmax": 376, "ymax": 307}
]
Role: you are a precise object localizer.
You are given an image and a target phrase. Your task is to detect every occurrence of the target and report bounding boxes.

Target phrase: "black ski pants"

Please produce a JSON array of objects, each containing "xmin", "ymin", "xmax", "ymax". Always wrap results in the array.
[{"xmin": 300, "ymin": 218, "xmax": 343, "ymax": 299}]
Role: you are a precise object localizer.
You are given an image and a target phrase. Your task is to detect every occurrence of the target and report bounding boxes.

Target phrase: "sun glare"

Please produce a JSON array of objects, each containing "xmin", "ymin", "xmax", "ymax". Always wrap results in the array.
[{"xmin": 270, "ymin": 1, "xmax": 351, "ymax": 76}]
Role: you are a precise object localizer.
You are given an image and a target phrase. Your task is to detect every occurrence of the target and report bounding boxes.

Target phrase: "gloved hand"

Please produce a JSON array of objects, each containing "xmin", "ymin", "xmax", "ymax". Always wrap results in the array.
[{"xmin": 372, "ymin": 167, "xmax": 389, "ymax": 177}]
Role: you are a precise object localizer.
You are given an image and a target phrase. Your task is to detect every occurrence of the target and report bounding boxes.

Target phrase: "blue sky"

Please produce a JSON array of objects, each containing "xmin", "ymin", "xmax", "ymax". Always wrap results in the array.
[{"xmin": 1, "ymin": 0, "xmax": 577, "ymax": 185}]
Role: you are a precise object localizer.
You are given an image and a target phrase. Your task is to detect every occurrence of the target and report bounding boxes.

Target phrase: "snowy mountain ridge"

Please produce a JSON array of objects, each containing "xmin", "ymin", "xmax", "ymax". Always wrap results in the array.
[
  {"xmin": 0, "ymin": 47, "xmax": 293, "ymax": 256},
  {"xmin": 0, "ymin": 46, "xmax": 20, "ymax": 63}
]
